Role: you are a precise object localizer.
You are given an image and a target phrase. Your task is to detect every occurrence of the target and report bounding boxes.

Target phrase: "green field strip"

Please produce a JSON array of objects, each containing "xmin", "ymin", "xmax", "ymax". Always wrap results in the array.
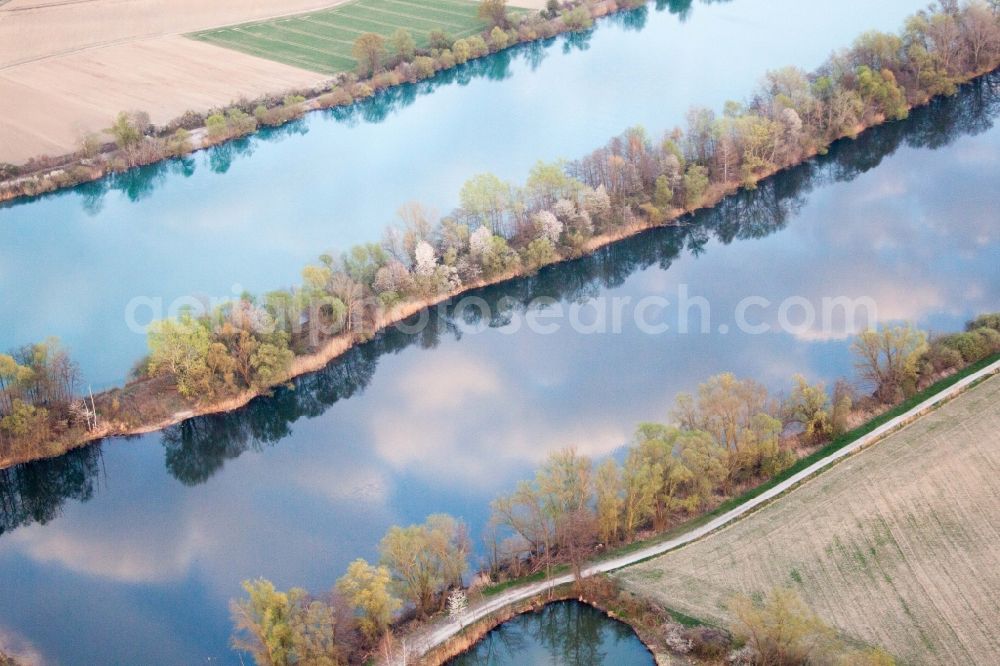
[
  {"xmin": 229, "ymin": 27, "xmax": 353, "ymax": 70},
  {"xmin": 353, "ymin": 3, "xmax": 478, "ymax": 28},
  {"xmin": 238, "ymin": 23, "xmax": 351, "ymax": 57},
  {"xmin": 197, "ymin": 32, "xmax": 343, "ymax": 73},
  {"xmin": 300, "ymin": 15, "xmax": 389, "ymax": 38},
  {"xmin": 386, "ymin": 0, "xmax": 482, "ymax": 9},
  {"xmin": 188, "ymin": 0, "xmax": 505, "ymax": 75},
  {"xmin": 365, "ymin": 6, "xmax": 479, "ymax": 32},
  {"xmin": 399, "ymin": 0, "xmax": 486, "ymax": 14},
  {"xmin": 366, "ymin": 0, "xmax": 482, "ymax": 23},
  {"xmin": 311, "ymin": 13, "xmax": 440, "ymax": 38},
  {"xmin": 206, "ymin": 34, "xmax": 343, "ymax": 74},
  {"xmin": 267, "ymin": 20, "xmax": 358, "ymax": 49},
  {"xmin": 294, "ymin": 17, "xmax": 372, "ymax": 43},
  {"xmin": 340, "ymin": 5, "xmax": 469, "ymax": 32}
]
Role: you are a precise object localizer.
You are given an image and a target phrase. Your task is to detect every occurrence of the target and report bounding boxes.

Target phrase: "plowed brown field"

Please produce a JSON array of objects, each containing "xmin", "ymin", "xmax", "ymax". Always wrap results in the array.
[{"xmin": 619, "ymin": 375, "xmax": 1000, "ymax": 664}]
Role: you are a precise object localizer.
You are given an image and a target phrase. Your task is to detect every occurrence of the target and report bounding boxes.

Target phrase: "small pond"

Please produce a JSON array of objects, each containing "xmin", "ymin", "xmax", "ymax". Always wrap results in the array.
[{"xmin": 448, "ymin": 601, "xmax": 655, "ymax": 665}]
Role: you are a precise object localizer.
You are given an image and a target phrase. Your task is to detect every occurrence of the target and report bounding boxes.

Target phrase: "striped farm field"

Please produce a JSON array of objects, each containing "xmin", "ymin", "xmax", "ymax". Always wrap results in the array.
[
  {"xmin": 189, "ymin": 0, "xmax": 494, "ymax": 75},
  {"xmin": 618, "ymin": 374, "xmax": 1000, "ymax": 665}
]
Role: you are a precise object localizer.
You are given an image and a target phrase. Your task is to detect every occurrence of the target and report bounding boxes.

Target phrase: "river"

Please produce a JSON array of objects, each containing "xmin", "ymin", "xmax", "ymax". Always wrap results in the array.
[
  {"xmin": 1, "ymin": 0, "xmax": 927, "ymax": 388},
  {"xmin": 3, "ymin": 1, "xmax": 1000, "ymax": 664},
  {"xmin": 1, "ymin": 68, "xmax": 999, "ymax": 662}
]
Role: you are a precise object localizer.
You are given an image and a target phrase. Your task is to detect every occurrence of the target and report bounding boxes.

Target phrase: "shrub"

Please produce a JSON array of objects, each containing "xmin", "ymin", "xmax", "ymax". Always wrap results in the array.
[
  {"xmin": 522, "ymin": 237, "xmax": 558, "ymax": 272},
  {"xmin": 352, "ymin": 83, "xmax": 375, "ymax": 99},
  {"xmin": 390, "ymin": 28, "xmax": 416, "ymax": 63},
  {"xmin": 480, "ymin": 235, "xmax": 520, "ymax": 278},
  {"xmin": 467, "ymin": 35, "xmax": 489, "ymax": 58},
  {"xmin": 413, "ymin": 55, "xmax": 436, "ymax": 79},
  {"xmin": 317, "ymin": 88, "xmax": 353, "ymax": 108},
  {"xmin": 452, "ymin": 38, "xmax": 472, "ymax": 64},
  {"xmin": 166, "ymin": 109, "xmax": 207, "ymax": 132},
  {"xmin": 639, "ymin": 202, "xmax": 667, "ymax": 224},
  {"xmin": 166, "ymin": 129, "xmax": 192, "ymax": 157},
  {"xmin": 518, "ymin": 25, "xmax": 538, "ymax": 42},
  {"xmin": 371, "ymin": 71, "xmax": 401, "ymax": 90},
  {"xmin": 968, "ymin": 312, "xmax": 1000, "ymax": 333},
  {"xmin": 205, "ymin": 113, "xmax": 228, "ymax": 141},
  {"xmin": 226, "ymin": 108, "xmax": 257, "ymax": 136},
  {"xmin": 478, "ymin": 0, "xmax": 509, "ymax": 29},
  {"xmin": 920, "ymin": 341, "xmax": 963, "ymax": 377},
  {"xmin": 109, "ymin": 111, "xmax": 144, "ymax": 149},
  {"xmin": 685, "ymin": 627, "xmax": 731, "ymax": 659},
  {"xmin": 941, "ymin": 330, "xmax": 995, "ymax": 363},
  {"xmin": 561, "ymin": 6, "xmax": 593, "ymax": 30},
  {"xmin": 436, "ymin": 49, "xmax": 456, "ymax": 69},
  {"xmin": 78, "ymin": 132, "xmax": 103, "ymax": 158},
  {"xmin": 490, "ymin": 26, "xmax": 510, "ymax": 51},
  {"xmin": 428, "ymin": 28, "xmax": 453, "ymax": 50}
]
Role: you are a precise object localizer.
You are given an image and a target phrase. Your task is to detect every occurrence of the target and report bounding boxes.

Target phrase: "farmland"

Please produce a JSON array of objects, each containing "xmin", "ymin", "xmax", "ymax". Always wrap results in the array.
[
  {"xmin": 190, "ymin": 0, "xmax": 497, "ymax": 75},
  {"xmin": 0, "ymin": 0, "xmax": 333, "ymax": 164},
  {"xmin": 618, "ymin": 375, "xmax": 1000, "ymax": 664}
]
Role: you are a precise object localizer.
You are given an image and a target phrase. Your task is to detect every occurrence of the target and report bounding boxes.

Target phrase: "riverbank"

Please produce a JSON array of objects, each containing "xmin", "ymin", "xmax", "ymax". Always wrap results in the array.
[
  {"xmin": 419, "ymin": 579, "xmax": 677, "ymax": 665},
  {"xmin": 0, "ymin": 0, "xmax": 621, "ymax": 200},
  {"xmin": 620, "ymin": 367, "xmax": 1000, "ymax": 664},
  {"xmin": 3, "ymin": 58, "xmax": 1000, "ymax": 472},
  {"xmin": 5, "ymin": 0, "xmax": 1000, "ymax": 469},
  {"xmin": 0, "ymin": 0, "xmax": 547, "ymax": 166},
  {"xmin": 399, "ymin": 358, "xmax": 1000, "ymax": 663}
]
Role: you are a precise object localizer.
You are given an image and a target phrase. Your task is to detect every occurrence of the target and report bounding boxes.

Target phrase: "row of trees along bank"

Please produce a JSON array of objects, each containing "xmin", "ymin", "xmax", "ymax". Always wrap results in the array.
[
  {"xmin": 0, "ymin": 0, "xmax": 616, "ymax": 201},
  {"xmin": 3, "ymin": 1, "xmax": 1000, "ymax": 467},
  {"xmin": 225, "ymin": 314, "xmax": 1000, "ymax": 665},
  {"xmin": 4, "ymin": 0, "xmax": 1000, "ymax": 201}
]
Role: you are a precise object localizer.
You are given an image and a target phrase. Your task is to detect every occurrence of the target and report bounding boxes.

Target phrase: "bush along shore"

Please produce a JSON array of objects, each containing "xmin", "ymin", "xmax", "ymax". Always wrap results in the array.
[
  {"xmin": 0, "ymin": 0, "xmax": 628, "ymax": 203},
  {"xmin": 3, "ymin": 1, "xmax": 1000, "ymax": 470},
  {"xmin": 223, "ymin": 322, "xmax": 1000, "ymax": 666}
]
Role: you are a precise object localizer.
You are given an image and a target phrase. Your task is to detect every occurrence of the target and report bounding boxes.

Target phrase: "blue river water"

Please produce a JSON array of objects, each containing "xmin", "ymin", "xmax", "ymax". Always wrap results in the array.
[
  {"xmin": 2, "ymin": 1, "xmax": 999, "ymax": 664},
  {"xmin": 1, "ymin": 0, "xmax": 928, "ymax": 387}
]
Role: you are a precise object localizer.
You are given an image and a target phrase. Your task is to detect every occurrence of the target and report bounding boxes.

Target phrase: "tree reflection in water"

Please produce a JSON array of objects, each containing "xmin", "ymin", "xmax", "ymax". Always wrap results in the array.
[
  {"xmin": 447, "ymin": 601, "xmax": 653, "ymax": 665},
  {"xmin": 0, "ymin": 71, "xmax": 997, "ymax": 537}
]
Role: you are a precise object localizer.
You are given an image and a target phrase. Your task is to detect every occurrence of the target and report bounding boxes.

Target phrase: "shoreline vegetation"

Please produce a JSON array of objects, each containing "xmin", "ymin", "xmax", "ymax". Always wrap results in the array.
[
  {"xmin": 3, "ymin": 0, "xmax": 1000, "ymax": 470},
  {"xmin": 0, "ymin": 0, "xmax": 621, "ymax": 203},
  {"xmin": 417, "ymin": 581, "xmax": 670, "ymax": 665},
  {"xmin": 224, "ymin": 326, "xmax": 1000, "ymax": 665}
]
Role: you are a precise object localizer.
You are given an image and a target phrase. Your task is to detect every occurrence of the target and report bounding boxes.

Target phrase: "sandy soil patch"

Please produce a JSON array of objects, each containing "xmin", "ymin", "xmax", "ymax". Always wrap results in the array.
[
  {"xmin": 0, "ymin": 0, "xmax": 345, "ymax": 163},
  {"xmin": 619, "ymin": 375, "xmax": 1000, "ymax": 665},
  {"xmin": 0, "ymin": 35, "xmax": 326, "ymax": 163},
  {"xmin": 0, "ymin": 0, "xmax": 342, "ymax": 67},
  {"xmin": 506, "ymin": 0, "xmax": 549, "ymax": 9}
]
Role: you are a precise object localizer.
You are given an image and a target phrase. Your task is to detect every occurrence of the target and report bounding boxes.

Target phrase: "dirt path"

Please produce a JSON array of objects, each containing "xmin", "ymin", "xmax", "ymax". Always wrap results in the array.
[{"xmin": 402, "ymin": 360, "xmax": 1000, "ymax": 662}]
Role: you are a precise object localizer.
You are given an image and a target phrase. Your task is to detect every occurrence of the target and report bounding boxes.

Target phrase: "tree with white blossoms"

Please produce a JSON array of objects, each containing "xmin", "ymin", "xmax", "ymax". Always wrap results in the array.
[
  {"xmin": 533, "ymin": 210, "xmax": 563, "ymax": 244},
  {"xmin": 447, "ymin": 589, "xmax": 469, "ymax": 629},
  {"xmin": 414, "ymin": 241, "xmax": 437, "ymax": 277},
  {"xmin": 552, "ymin": 198, "xmax": 577, "ymax": 221},
  {"xmin": 468, "ymin": 225, "xmax": 492, "ymax": 259},
  {"xmin": 582, "ymin": 184, "xmax": 611, "ymax": 222}
]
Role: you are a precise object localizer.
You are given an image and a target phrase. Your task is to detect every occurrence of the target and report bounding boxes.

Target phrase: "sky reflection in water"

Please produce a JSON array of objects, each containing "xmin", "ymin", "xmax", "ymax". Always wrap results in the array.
[
  {"xmin": 0, "ymin": 0, "xmax": 929, "ymax": 386},
  {"xmin": 2, "ymin": 1, "xmax": 999, "ymax": 664},
  {"xmin": 1, "ymin": 72, "xmax": 999, "ymax": 663}
]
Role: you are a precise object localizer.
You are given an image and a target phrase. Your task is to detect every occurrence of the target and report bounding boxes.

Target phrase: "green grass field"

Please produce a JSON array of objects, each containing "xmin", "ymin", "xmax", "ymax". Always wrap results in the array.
[{"xmin": 190, "ymin": 0, "xmax": 494, "ymax": 75}]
